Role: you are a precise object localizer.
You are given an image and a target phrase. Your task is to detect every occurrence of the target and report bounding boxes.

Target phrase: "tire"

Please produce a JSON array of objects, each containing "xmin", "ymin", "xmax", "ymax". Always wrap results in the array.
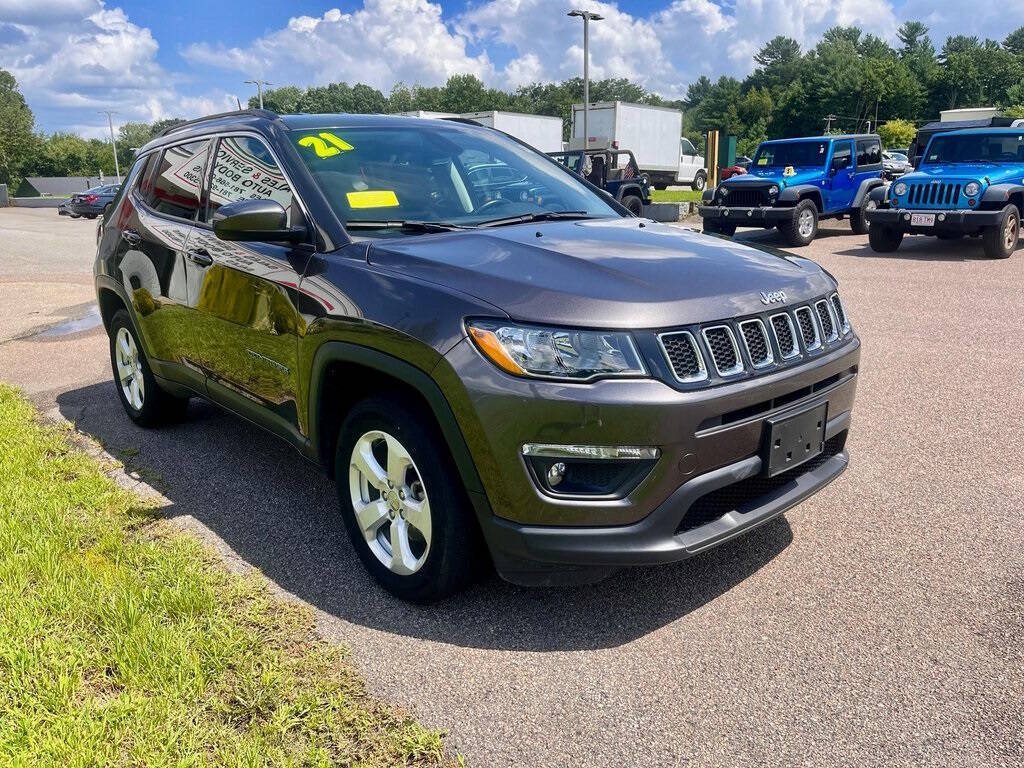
[
  {"xmin": 868, "ymin": 223, "xmax": 904, "ymax": 253},
  {"xmin": 981, "ymin": 204, "xmax": 1019, "ymax": 259},
  {"xmin": 622, "ymin": 195, "xmax": 644, "ymax": 216},
  {"xmin": 108, "ymin": 309, "xmax": 189, "ymax": 427},
  {"xmin": 335, "ymin": 396, "xmax": 483, "ymax": 603},
  {"xmin": 653, "ymin": 183, "xmax": 668, "ymax": 191},
  {"xmin": 70, "ymin": 214, "xmax": 81, "ymax": 219},
  {"xmin": 703, "ymin": 219, "xmax": 735, "ymax": 237},
  {"xmin": 849, "ymin": 195, "xmax": 876, "ymax": 235},
  {"xmin": 690, "ymin": 171, "xmax": 707, "ymax": 192},
  {"xmin": 781, "ymin": 199, "xmax": 818, "ymax": 247},
  {"xmin": 85, "ymin": 214, "xmax": 97, "ymax": 220}
]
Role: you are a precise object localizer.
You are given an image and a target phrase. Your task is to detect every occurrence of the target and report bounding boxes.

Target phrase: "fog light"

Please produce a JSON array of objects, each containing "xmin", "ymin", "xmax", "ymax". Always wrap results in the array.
[
  {"xmin": 546, "ymin": 462, "xmax": 566, "ymax": 487},
  {"xmin": 904, "ymin": 213, "xmax": 911, "ymax": 221},
  {"xmin": 723, "ymin": 209, "xmax": 729, "ymax": 216},
  {"xmin": 937, "ymin": 213, "xmax": 945, "ymax": 221}
]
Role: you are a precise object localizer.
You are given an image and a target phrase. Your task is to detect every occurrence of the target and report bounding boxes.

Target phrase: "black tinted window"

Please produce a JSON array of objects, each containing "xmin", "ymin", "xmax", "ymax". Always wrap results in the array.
[
  {"xmin": 144, "ymin": 139, "xmax": 212, "ymax": 220},
  {"xmin": 832, "ymin": 142, "xmax": 852, "ymax": 170},
  {"xmin": 205, "ymin": 136, "xmax": 298, "ymax": 225},
  {"xmin": 856, "ymin": 139, "xmax": 881, "ymax": 166}
]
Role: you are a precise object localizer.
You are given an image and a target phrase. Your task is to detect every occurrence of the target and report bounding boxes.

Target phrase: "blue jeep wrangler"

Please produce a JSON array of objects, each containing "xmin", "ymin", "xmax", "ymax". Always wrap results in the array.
[
  {"xmin": 865, "ymin": 128, "xmax": 1023, "ymax": 259},
  {"xmin": 699, "ymin": 134, "xmax": 885, "ymax": 246}
]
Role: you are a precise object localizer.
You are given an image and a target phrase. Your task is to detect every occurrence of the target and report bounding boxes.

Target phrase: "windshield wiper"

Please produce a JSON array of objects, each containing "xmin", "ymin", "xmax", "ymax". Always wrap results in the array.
[
  {"xmin": 345, "ymin": 220, "xmax": 474, "ymax": 233},
  {"xmin": 476, "ymin": 211, "xmax": 600, "ymax": 228}
]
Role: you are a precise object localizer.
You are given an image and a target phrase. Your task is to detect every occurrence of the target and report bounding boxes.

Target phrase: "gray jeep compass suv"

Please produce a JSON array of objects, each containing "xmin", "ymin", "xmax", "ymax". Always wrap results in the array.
[{"xmin": 94, "ymin": 110, "xmax": 860, "ymax": 602}]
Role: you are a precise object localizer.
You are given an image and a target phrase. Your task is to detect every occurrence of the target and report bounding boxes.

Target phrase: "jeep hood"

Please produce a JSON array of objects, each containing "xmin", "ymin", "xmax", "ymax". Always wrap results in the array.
[
  {"xmin": 903, "ymin": 164, "xmax": 1024, "ymax": 186},
  {"xmin": 366, "ymin": 217, "xmax": 834, "ymax": 328},
  {"xmin": 724, "ymin": 166, "xmax": 826, "ymax": 188}
]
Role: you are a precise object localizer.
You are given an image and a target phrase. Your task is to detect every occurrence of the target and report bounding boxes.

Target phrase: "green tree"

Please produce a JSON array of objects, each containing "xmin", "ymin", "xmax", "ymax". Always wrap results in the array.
[
  {"xmin": 877, "ymin": 119, "xmax": 917, "ymax": 149},
  {"xmin": 249, "ymin": 85, "xmax": 304, "ymax": 113},
  {"xmin": 1003, "ymin": 27, "xmax": 1024, "ymax": 56},
  {"xmin": 0, "ymin": 69, "xmax": 35, "ymax": 189}
]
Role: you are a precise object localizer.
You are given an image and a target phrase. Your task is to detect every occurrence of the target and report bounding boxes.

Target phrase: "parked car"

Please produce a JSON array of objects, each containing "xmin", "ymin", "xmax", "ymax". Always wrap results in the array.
[
  {"xmin": 866, "ymin": 127, "xmax": 1024, "ymax": 259},
  {"xmin": 699, "ymin": 134, "xmax": 885, "ymax": 246},
  {"xmin": 58, "ymin": 184, "xmax": 121, "ymax": 219},
  {"xmin": 94, "ymin": 110, "xmax": 860, "ymax": 601},
  {"xmin": 720, "ymin": 156, "xmax": 753, "ymax": 181},
  {"xmin": 881, "ymin": 151, "xmax": 913, "ymax": 179},
  {"xmin": 548, "ymin": 148, "xmax": 651, "ymax": 214}
]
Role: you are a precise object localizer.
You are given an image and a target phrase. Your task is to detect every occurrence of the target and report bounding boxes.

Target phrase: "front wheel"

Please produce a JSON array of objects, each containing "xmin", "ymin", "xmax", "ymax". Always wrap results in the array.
[
  {"xmin": 621, "ymin": 194, "xmax": 644, "ymax": 216},
  {"xmin": 690, "ymin": 171, "xmax": 707, "ymax": 192},
  {"xmin": 336, "ymin": 396, "xmax": 483, "ymax": 602},
  {"xmin": 849, "ymin": 196, "xmax": 876, "ymax": 235},
  {"xmin": 108, "ymin": 310, "xmax": 189, "ymax": 427},
  {"xmin": 868, "ymin": 223, "xmax": 904, "ymax": 253},
  {"xmin": 982, "ymin": 205, "xmax": 1019, "ymax": 259},
  {"xmin": 781, "ymin": 199, "xmax": 818, "ymax": 247}
]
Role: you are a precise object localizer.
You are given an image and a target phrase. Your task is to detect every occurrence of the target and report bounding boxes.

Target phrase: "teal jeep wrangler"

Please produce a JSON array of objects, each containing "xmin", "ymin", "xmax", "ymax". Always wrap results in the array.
[
  {"xmin": 699, "ymin": 134, "xmax": 885, "ymax": 247},
  {"xmin": 865, "ymin": 128, "xmax": 1024, "ymax": 259}
]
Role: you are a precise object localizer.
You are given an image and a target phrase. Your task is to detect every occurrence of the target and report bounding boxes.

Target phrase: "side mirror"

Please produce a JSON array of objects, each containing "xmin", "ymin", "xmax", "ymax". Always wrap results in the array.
[{"xmin": 212, "ymin": 199, "xmax": 306, "ymax": 243}]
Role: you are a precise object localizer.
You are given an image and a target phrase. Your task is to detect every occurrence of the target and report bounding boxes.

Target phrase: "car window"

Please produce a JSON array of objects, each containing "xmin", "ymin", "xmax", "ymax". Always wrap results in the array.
[
  {"xmin": 290, "ymin": 124, "xmax": 618, "ymax": 232},
  {"xmin": 832, "ymin": 142, "xmax": 853, "ymax": 170},
  {"xmin": 753, "ymin": 141, "xmax": 830, "ymax": 167},
  {"xmin": 205, "ymin": 136, "xmax": 299, "ymax": 226},
  {"xmin": 142, "ymin": 139, "xmax": 213, "ymax": 221},
  {"xmin": 856, "ymin": 139, "xmax": 881, "ymax": 167},
  {"xmin": 924, "ymin": 133, "xmax": 1024, "ymax": 164},
  {"xmin": 680, "ymin": 138, "xmax": 696, "ymax": 155}
]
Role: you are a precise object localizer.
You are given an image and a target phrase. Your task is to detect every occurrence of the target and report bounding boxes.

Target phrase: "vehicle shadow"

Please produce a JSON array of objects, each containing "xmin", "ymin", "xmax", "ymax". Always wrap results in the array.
[
  {"xmin": 832, "ymin": 236, "xmax": 983, "ymax": 261},
  {"xmin": 57, "ymin": 381, "xmax": 794, "ymax": 652}
]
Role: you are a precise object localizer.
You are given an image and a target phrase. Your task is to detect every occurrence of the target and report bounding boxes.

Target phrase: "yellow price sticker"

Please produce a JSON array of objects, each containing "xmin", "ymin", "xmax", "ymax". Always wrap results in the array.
[
  {"xmin": 298, "ymin": 132, "xmax": 354, "ymax": 158},
  {"xmin": 346, "ymin": 190, "xmax": 399, "ymax": 209}
]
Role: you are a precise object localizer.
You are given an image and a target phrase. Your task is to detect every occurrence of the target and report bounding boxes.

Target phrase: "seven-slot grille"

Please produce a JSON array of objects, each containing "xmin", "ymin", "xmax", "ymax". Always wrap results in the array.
[
  {"xmin": 905, "ymin": 182, "xmax": 961, "ymax": 208},
  {"xmin": 659, "ymin": 296, "xmax": 851, "ymax": 385},
  {"xmin": 720, "ymin": 187, "xmax": 769, "ymax": 207}
]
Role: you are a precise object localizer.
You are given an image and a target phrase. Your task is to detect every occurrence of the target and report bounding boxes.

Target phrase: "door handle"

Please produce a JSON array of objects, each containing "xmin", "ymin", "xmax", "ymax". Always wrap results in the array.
[
  {"xmin": 121, "ymin": 229, "xmax": 141, "ymax": 247},
  {"xmin": 186, "ymin": 248, "xmax": 213, "ymax": 267}
]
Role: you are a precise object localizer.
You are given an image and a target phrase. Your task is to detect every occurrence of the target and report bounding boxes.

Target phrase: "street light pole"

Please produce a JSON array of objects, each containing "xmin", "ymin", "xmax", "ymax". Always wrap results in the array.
[
  {"xmin": 244, "ymin": 79, "xmax": 273, "ymax": 110},
  {"xmin": 568, "ymin": 9, "xmax": 603, "ymax": 151},
  {"xmin": 98, "ymin": 110, "xmax": 120, "ymax": 182}
]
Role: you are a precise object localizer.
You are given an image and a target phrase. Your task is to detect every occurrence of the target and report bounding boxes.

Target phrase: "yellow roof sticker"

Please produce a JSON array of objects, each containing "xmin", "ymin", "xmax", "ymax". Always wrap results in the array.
[
  {"xmin": 347, "ymin": 190, "xmax": 399, "ymax": 209},
  {"xmin": 298, "ymin": 132, "xmax": 355, "ymax": 158}
]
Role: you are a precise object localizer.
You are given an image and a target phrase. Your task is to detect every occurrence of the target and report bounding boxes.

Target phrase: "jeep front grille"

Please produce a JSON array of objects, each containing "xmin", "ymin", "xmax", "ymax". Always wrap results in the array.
[
  {"xmin": 721, "ymin": 187, "xmax": 769, "ymax": 207},
  {"xmin": 906, "ymin": 182, "xmax": 961, "ymax": 208},
  {"xmin": 658, "ymin": 294, "xmax": 853, "ymax": 386},
  {"xmin": 659, "ymin": 331, "xmax": 707, "ymax": 383}
]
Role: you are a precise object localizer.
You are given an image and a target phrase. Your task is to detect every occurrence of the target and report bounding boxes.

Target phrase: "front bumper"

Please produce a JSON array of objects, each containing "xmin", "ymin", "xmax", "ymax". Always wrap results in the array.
[
  {"xmin": 439, "ymin": 334, "xmax": 860, "ymax": 585},
  {"xmin": 867, "ymin": 207, "xmax": 1002, "ymax": 233},
  {"xmin": 698, "ymin": 205, "xmax": 796, "ymax": 225}
]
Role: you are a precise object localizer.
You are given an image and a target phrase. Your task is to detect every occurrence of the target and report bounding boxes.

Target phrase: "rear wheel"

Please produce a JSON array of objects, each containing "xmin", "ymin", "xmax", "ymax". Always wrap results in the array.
[
  {"xmin": 849, "ymin": 196, "xmax": 876, "ymax": 235},
  {"xmin": 868, "ymin": 223, "xmax": 904, "ymax": 253},
  {"xmin": 108, "ymin": 310, "xmax": 189, "ymax": 427},
  {"xmin": 690, "ymin": 171, "xmax": 707, "ymax": 192},
  {"xmin": 781, "ymin": 199, "xmax": 818, "ymax": 247},
  {"xmin": 335, "ymin": 396, "xmax": 483, "ymax": 602},
  {"xmin": 982, "ymin": 205, "xmax": 1019, "ymax": 259},
  {"xmin": 622, "ymin": 194, "xmax": 643, "ymax": 216}
]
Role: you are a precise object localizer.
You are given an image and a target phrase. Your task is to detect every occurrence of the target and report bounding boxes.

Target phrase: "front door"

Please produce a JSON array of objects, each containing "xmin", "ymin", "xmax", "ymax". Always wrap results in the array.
[
  {"xmin": 183, "ymin": 134, "xmax": 310, "ymax": 442},
  {"xmin": 825, "ymin": 140, "xmax": 855, "ymax": 212},
  {"xmin": 678, "ymin": 137, "xmax": 702, "ymax": 182}
]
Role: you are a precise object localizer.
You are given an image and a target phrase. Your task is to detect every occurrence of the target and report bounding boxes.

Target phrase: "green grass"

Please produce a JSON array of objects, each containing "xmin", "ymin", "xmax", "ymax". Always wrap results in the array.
[
  {"xmin": 0, "ymin": 384, "xmax": 452, "ymax": 767},
  {"xmin": 650, "ymin": 188, "xmax": 702, "ymax": 203}
]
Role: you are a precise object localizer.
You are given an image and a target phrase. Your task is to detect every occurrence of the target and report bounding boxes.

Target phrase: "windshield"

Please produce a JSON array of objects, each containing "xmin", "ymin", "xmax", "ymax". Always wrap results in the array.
[
  {"xmin": 290, "ymin": 124, "xmax": 618, "ymax": 233},
  {"xmin": 752, "ymin": 141, "xmax": 829, "ymax": 168},
  {"xmin": 924, "ymin": 133, "xmax": 1024, "ymax": 164}
]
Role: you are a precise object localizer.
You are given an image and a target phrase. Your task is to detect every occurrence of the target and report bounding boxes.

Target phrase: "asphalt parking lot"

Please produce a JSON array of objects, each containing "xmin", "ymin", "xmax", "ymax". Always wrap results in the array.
[{"xmin": 2, "ymin": 206, "xmax": 1021, "ymax": 766}]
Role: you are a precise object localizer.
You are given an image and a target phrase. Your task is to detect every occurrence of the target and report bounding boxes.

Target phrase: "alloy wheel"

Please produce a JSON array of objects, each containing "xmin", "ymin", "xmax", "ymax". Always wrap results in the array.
[
  {"xmin": 349, "ymin": 430, "xmax": 432, "ymax": 576},
  {"xmin": 798, "ymin": 209, "xmax": 815, "ymax": 238},
  {"xmin": 115, "ymin": 327, "xmax": 144, "ymax": 410},
  {"xmin": 1004, "ymin": 213, "xmax": 1019, "ymax": 251}
]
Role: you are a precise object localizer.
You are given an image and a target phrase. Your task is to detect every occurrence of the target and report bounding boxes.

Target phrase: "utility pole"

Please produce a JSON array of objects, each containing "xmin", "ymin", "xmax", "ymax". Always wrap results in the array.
[
  {"xmin": 824, "ymin": 114, "xmax": 836, "ymax": 133},
  {"xmin": 244, "ymin": 79, "xmax": 272, "ymax": 110},
  {"xmin": 568, "ymin": 9, "xmax": 604, "ymax": 151},
  {"xmin": 98, "ymin": 110, "xmax": 120, "ymax": 182}
]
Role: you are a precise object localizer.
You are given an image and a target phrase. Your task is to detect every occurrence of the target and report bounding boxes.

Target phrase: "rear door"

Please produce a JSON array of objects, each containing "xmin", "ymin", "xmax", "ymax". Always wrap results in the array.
[
  {"xmin": 181, "ymin": 133, "xmax": 311, "ymax": 442},
  {"xmin": 113, "ymin": 138, "xmax": 213, "ymax": 392},
  {"xmin": 855, "ymin": 137, "xmax": 883, "ymax": 194}
]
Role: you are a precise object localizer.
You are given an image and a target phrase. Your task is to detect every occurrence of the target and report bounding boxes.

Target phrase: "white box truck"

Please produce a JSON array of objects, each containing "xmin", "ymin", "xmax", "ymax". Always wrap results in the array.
[
  {"xmin": 460, "ymin": 111, "xmax": 564, "ymax": 153},
  {"xmin": 571, "ymin": 101, "xmax": 707, "ymax": 190}
]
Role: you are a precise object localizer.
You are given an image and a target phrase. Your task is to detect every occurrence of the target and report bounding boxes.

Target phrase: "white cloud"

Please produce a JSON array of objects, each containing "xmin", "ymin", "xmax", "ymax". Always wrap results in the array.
[{"xmin": 182, "ymin": 0, "xmax": 494, "ymax": 92}]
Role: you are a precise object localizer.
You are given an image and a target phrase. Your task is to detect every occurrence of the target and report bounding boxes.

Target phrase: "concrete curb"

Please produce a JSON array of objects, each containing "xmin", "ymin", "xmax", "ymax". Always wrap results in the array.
[{"xmin": 642, "ymin": 201, "xmax": 698, "ymax": 222}]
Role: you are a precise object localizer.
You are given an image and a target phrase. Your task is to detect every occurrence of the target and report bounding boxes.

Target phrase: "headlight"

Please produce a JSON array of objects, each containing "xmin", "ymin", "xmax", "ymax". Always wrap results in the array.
[
  {"xmin": 894, "ymin": 182, "xmax": 907, "ymax": 196},
  {"xmin": 768, "ymin": 185, "xmax": 779, "ymax": 195},
  {"xmin": 964, "ymin": 181, "xmax": 980, "ymax": 197},
  {"xmin": 466, "ymin": 320, "xmax": 646, "ymax": 380},
  {"xmin": 718, "ymin": 185, "xmax": 729, "ymax": 196}
]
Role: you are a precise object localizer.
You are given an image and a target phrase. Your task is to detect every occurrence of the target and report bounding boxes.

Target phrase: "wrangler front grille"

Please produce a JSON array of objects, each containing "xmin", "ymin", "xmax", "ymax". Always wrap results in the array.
[
  {"xmin": 905, "ymin": 182, "xmax": 961, "ymax": 208},
  {"xmin": 721, "ymin": 188, "xmax": 769, "ymax": 207}
]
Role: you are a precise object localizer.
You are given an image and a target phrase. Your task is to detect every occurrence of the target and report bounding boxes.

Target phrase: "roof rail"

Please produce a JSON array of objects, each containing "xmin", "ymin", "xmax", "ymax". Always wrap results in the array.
[{"xmin": 158, "ymin": 109, "xmax": 279, "ymax": 137}]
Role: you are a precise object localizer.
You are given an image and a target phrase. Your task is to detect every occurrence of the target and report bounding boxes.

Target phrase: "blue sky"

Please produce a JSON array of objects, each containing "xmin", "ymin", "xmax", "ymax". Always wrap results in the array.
[{"xmin": 3, "ymin": 0, "xmax": 1020, "ymax": 137}]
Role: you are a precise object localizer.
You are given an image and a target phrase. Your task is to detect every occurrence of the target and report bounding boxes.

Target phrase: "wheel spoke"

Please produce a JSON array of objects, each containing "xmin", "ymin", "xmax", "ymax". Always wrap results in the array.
[
  {"xmin": 355, "ymin": 498, "xmax": 389, "ymax": 537},
  {"xmin": 119, "ymin": 334, "xmax": 132, "ymax": 361},
  {"xmin": 117, "ymin": 361, "xmax": 133, "ymax": 386},
  {"xmin": 384, "ymin": 434, "xmax": 411, "ymax": 486},
  {"xmin": 351, "ymin": 441, "xmax": 388, "ymax": 491},
  {"xmin": 403, "ymin": 497, "xmax": 431, "ymax": 546},
  {"xmin": 130, "ymin": 377, "xmax": 141, "ymax": 409},
  {"xmin": 389, "ymin": 519, "xmax": 417, "ymax": 575}
]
